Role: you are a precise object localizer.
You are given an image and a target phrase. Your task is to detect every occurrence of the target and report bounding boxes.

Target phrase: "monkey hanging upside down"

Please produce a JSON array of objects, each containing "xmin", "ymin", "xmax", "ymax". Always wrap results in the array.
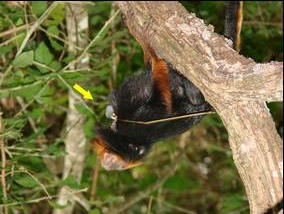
[{"xmin": 94, "ymin": 23, "xmax": 212, "ymax": 171}]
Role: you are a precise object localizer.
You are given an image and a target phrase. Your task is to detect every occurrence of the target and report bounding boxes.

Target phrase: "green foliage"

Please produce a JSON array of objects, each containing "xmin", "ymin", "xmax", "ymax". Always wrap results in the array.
[
  {"xmin": 0, "ymin": 1, "xmax": 282, "ymax": 214},
  {"xmin": 32, "ymin": 1, "xmax": 48, "ymax": 17},
  {"xmin": 12, "ymin": 51, "xmax": 34, "ymax": 68}
]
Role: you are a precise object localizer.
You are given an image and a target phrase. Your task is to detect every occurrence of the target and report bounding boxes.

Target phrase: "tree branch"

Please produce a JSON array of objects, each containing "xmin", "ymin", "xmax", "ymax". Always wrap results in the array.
[
  {"xmin": 116, "ymin": 1, "xmax": 283, "ymax": 104},
  {"xmin": 116, "ymin": 1, "xmax": 283, "ymax": 213}
]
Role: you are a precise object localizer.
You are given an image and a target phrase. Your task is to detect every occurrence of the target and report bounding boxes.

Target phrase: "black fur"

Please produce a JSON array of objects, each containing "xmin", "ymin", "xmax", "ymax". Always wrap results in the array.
[{"xmin": 97, "ymin": 64, "xmax": 211, "ymax": 162}]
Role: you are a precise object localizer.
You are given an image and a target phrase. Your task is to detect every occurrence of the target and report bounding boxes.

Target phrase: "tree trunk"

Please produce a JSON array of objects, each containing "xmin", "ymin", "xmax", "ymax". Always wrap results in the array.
[
  {"xmin": 115, "ymin": 2, "xmax": 283, "ymax": 213},
  {"xmin": 53, "ymin": 3, "xmax": 89, "ymax": 214}
]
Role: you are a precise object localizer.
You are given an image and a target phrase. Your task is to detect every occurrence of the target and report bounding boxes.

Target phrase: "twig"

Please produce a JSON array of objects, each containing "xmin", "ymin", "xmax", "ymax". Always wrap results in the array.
[
  {"xmin": 0, "ymin": 2, "xmax": 58, "ymax": 88},
  {"xmin": 61, "ymin": 9, "xmax": 120, "ymax": 72},
  {"xmin": 0, "ymin": 112, "xmax": 8, "ymax": 214},
  {"xmin": 107, "ymin": 151, "xmax": 184, "ymax": 214},
  {"xmin": 33, "ymin": 61, "xmax": 57, "ymax": 72},
  {"xmin": 19, "ymin": 166, "xmax": 51, "ymax": 199},
  {"xmin": 16, "ymin": 97, "xmax": 38, "ymax": 132},
  {"xmin": 153, "ymin": 197, "xmax": 196, "ymax": 214},
  {"xmin": 90, "ymin": 156, "xmax": 100, "ymax": 201},
  {"xmin": 0, "ymin": 79, "xmax": 45, "ymax": 93},
  {"xmin": 61, "ymin": 1, "xmax": 95, "ymax": 5},
  {"xmin": 56, "ymin": 74, "xmax": 97, "ymax": 119},
  {"xmin": 38, "ymin": 26, "xmax": 84, "ymax": 52},
  {"xmin": 0, "ymin": 23, "xmax": 31, "ymax": 38},
  {"xmin": 147, "ymin": 196, "xmax": 153, "ymax": 214},
  {"xmin": 110, "ymin": 2, "xmax": 120, "ymax": 89},
  {"xmin": 1, "ymin": 188, "xmax": 88, "ymax": 207},
  {"xmin": 6, "ymin": 146, "xmax": 44, "ymax": 152},
  {"xmin": 5, "ymin": 151, "xmax": 56, "ymax": 159},
  {"xmin": 16, "ymin": 2, "xmax": 59, "ymax": 55},
  {"xmin": 0, "ymin": 34, "xmax": 23, "ymax": 47}
]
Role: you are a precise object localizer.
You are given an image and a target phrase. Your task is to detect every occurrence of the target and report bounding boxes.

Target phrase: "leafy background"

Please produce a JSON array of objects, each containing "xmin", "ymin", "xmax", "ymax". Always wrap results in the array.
[{"xmin": 0, "ymin": 1, "xmax": 282, "ymax": 214}]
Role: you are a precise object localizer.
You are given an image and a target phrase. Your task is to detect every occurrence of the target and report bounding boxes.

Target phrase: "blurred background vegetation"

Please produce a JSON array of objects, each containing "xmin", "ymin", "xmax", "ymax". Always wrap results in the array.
[{"xmin": 0, "ymin": 1, "xmax": 282, "ymax": 214}]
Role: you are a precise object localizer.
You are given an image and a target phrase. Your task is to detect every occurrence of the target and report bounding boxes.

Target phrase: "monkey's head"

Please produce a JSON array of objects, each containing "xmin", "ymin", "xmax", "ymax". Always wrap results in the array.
[{"xmin": 94, "ymin": 126, "xmax": 152, "ymax": 171}]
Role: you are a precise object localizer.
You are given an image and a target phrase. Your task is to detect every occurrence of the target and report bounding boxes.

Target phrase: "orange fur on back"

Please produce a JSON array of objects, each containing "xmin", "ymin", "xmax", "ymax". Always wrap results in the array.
[
  {"xmin": 123, "ymin": 21, "xmax": 172, "ymax": 112},
  {"xmin": 151, "ymin": 58, "xmax": 172, "ymax": 112}
]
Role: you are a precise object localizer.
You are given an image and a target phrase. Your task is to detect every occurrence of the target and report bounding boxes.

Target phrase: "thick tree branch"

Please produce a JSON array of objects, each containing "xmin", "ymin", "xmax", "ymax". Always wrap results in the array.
[
  {"xmin": 116, "ymin": 1, "xmax": 283, "ymax": 104},
  {"xmin": 116, "ymin": 1, "xmax": 283, "ymax": 214}
]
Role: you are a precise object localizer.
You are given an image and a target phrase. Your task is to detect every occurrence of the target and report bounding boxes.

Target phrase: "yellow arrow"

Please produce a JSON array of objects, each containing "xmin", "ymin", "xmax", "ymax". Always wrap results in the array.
[{"xmin": 73, "ymin": 84, "xmax": 93, "ymax": 100}]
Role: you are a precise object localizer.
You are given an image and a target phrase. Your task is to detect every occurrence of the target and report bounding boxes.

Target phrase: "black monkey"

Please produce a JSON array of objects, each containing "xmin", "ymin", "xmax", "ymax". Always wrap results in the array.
[
  {"xmin": 94, "ymin": 32, "xmax": 212, "ymax": 170},
  {"xmin": 93, "ymin": 1, "xmax": 246, "ymax": 171}
]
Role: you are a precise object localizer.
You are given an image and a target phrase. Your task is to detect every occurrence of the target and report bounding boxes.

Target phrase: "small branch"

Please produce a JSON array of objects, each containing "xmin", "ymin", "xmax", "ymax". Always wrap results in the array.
[
  {"xmin": 90, "ymin": 156, "xmax": 100, "ymax": 201},
  {"xmin": 147, "ymin": 196, "xmax": 153, "ymax": 214},
  {"xmin": 16, "ymin": 2, "xmax": 58, "ymax": 55},
  {"xmin": 18, "ymin": 166, "xmax": 51, "ymax": 199},
  {"xmin": 0, "ymin": 23, "xmax": 31, "ymax": 38},
  {"xmin": 60, "ymin": 9, "xmax": 120, "ymax": 72},
  {"xmin": 107, "ymin": 151, "xmax": 184, "ymax": 214},
  {"xmin": 1, "ymin": 188, "xmax": 88, "ymax": 207},
  {"xmin": 0, "ymin": 34, "xmax": 23, "ymax": 47},
  {"xmin": 110, "ymin": 2, "xmax": 120, "ymax": 89},
  {"xmin": 0, "ymin": 2, "xmax": 58, "ymax": 87},
  {"xmin": 153, "ymin": 197, "xmax": 196, "ymax": 214}
]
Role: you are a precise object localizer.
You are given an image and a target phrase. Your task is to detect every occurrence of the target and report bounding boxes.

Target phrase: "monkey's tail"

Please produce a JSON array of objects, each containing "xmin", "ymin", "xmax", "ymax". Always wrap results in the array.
[{"xmin": 224, "ymin": 1, "xmax": 243, "ymax": 52}]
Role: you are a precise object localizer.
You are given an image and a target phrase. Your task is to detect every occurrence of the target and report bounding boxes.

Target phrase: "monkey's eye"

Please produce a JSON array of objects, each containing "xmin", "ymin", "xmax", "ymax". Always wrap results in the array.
[
  {"xmin": 129, "ymin": 144, "xmax": 146, "ymax": 156},
  {"xmin": 138, "ymin": 147, "xmax": 145, "ymax": 155}
]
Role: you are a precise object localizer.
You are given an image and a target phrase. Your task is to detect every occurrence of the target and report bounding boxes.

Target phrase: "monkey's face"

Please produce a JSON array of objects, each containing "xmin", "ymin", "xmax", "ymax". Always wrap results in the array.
[{"xmin": 94, "ymin": 136, "xmax": 142, "ymax": 170}]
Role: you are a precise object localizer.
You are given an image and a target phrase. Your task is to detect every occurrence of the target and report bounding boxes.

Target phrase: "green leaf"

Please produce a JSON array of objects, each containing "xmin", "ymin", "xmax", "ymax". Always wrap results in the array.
[
  {"xmin": 14, "ymin": 174, "xmax": 38, "ymax": 188},
  {"xmin": 15, "ymin": 18, "xmax": 24, "ymax": 26},
  {"xmin": 32, "ymin": 1, "xmax": 47, "ymax": 16},
  {"xmin": 54, "ymin": 176, "xmax": 80, "ymax": 189},
  {"xmin": 90, "ymin": 209, "xmax": 101, "ymax": 214},
  {"xmin": 35, "ymin": 42, "xmax": 54, "ymax": 65},
  {"xmin": 44, "ymin": 4, "xmax": 65, "ymax": 26},
  {"xmin": 220, "ymin": 194, "xmax": 247, "ymax": 213},
  {"xmin": 12, "ymin": 51, "xmax": 34, "ymax": 68},
  {"xmin": 47, "ymin": 25, "xmax": 60, "ymax": 37},
  {"xmin": 0, "ymin": 44, "xmax": 14, "ymax": 55},
  {"xmin": 49, "ymin": 60, "xmax": 62, "ymax": 70},
  {"xmin": 164, "ymin": 175, "xmax": 193, "ymax": 191},
  {"xmin": 29, "ymin": 108, "xmax": 43, "ymax": 119},
  {"xmin": 48, "ymin": 201, "xmax": 70, "ymax": 209},
  {"xmin": 11, "ymin": 82, "xmax": 43, "ymax": 102},
  {"xmin": 12, "ymin": 32, "xmax": 26, "ymax": 46},
  {"xmin": 49, "ymin": 38, "xmax": 63, "ymax": 51}
]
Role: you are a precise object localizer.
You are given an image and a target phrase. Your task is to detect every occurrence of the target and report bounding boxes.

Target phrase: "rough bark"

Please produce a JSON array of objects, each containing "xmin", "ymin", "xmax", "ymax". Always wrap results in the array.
[
  {"xmin": 116, "ymin": 2, "xmax": 283, "ymax": 214},
  {"xmin": 53, "ymin": 3, "xmax": 89, "ymax": 214}
]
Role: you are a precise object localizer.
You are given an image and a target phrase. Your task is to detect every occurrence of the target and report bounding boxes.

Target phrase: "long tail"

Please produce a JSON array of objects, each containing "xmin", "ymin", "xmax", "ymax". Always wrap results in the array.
[{"xmin": 224, "ymin": 1, "xmax": 243, "ymax": 52}]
